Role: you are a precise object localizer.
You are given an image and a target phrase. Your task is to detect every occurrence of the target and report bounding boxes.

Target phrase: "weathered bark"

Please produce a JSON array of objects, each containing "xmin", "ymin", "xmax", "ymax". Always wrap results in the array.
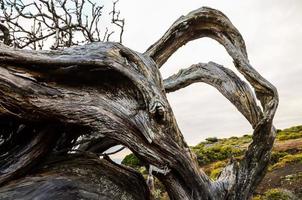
[
  {"xmin": 164, "ymin": 62, "xmax": 261, "ymax": 126},
  {"xmin": 0, "ymin": 155, "xmax": 150, "ymax": 200},
  {"xmin": 0, "ymin": 6, "xmax": 278, "ymax": 200},
  {"xmin": 0, "ymin": 24, "xmax": 10, "ymax": 45},
  {"xmin": 77, "ymin": 135, "xmax": 118, "ymax": 153}
]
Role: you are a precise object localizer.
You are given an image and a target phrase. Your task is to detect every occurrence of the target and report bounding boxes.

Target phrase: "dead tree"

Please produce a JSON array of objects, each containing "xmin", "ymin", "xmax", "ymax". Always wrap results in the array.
[
  {"xmin": 0, "ymin": 7, "xmax": 278, "ymax": 200},
  {"xmin": 0, "ymin": 0, "xmax": 124, "ymax": 49}
]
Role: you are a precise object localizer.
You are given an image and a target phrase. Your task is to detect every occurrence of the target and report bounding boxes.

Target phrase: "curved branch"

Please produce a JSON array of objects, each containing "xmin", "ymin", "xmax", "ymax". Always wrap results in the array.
[
  {"xmin": 0, "ymin": 122, "xmax": 59, "ymax": 186},
  {"xmin": 149, "ymin": 6, "xmax": 278, "ymax": 199},
  {"xmin": 164, "ymin": 61, "xmax": 261, "ymax": 127},
  {"xmin": 145, "ymin": 7, "xmax": 247, "ymax": 68},
  {"xmin": 145, "ymin": 6, "xmax": 278, "ymax": 113},
  {"xmin": 163, "ymin": 60, "xmax": 278, "ymax": 198},
  {"xmin": 77, "ymin": 135, "xmax": 118, "ymax": 153},
  {"xmin": 145, "ymin": 6, "xmax": 278, "ymax": 112}
]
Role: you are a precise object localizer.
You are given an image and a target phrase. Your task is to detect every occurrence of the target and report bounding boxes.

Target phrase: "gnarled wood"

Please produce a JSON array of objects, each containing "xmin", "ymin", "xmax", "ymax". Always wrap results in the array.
[
  {"xmin": 0, "ymin": 6, "xmax": 278, "ymax": 200},
  {"xmin": 164, "ymin": 61, "xmax": 261, "ymax": 127},
  {"xmin": 148, "ymin": 7, "xmax": 278, "ymax": 199},
  {"xmin": 0, "ymin": 155, "xmax": 150, "ymax": 200}
]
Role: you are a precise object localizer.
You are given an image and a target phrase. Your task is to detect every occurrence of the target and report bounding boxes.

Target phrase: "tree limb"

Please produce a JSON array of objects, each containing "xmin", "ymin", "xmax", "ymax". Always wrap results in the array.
[
  {"xmin": 164, "ymin": 61, "xmax": 261, "ymax": 127},
  {"xmin": 145, "ymin": 7, "xmax": 247, "ymax": 68},
  {"xmin": 149, "ymin": 6, "xmax": 278, "ymax": 199}
]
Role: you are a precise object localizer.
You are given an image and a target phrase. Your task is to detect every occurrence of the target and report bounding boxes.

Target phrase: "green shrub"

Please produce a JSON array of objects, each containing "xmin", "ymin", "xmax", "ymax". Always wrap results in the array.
[
  {"xmin": 193, "ymin": 143, "xmax": 244, "ymax": 166},
  {"xmin": 277, "ymin": 131, "xmax": 302, "ymax": 140},
  {"xmin": 153, "ymin": 178, "xmax": 167, "ymax": 200},
  {"xmin": 243, "ymin": 134, "xmax": 252, "ymax": 138},
  {"xmin": 262, "ymin": 188, "xmax": 296, "ymax": 200},
  {"xmin": 205, "ymin": 137, "xmax": 218, "ymax": 143},
  {"xmin": 269, "ymin": 153, "xmax": 302, "ymax": 171},
  {"xmin": 276, "ymin": 125, "xmax": 302, "ymax": 140},
  {"xmin": 276, "ymin": 129, "xmax": 282, "ymax": 133},
  {"xmin": 121, "ymin": 153, "xmax": 142, "ymax": 168},
  {"xmin": 270, "ymin": 152, "xmax": 288, "ymax": 165},
  {"xmin": 210, "ymin": 167, "xmax": 222, "ymax": 180},
  {"xmin": 252, "ymin": 195, "xmax": 262, "ymax": 200},
  {"xmin": 204, "ymin": 160, "xmax": 228, "ymax": 180},
  {"xmin": 283, "ymin": 125, "xmax": 302, "ymax": 132},
  {"xmin": 192, "ymin": 135, "xmax": 250, "ymax": 166},
  {"xmin": 212, "ymin": 160, "xmax": 227, "ymax": 168},
  {"xmin": 153, "ymin": 189, "xmax": 162, "ymax": 200}
]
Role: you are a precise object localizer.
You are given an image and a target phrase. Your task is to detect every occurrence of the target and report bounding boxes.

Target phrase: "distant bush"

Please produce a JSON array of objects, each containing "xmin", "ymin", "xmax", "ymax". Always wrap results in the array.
[
  {"xmin": 121, "ymin": 153, "xmax": 142, "ymax": 168},
  {"xmin": 243, "ymin": 134, "xmax": 252, "ymax": 138},
  {"xmin": 277, "ymin": 125, "xmax": 302, "ymax": 141},
  {"xmin": 269, "ymin": 153, "xmax": 302, "ymax": 171},
  {"xmin": 252, "ymin": 195, "xmax": 262, "ymax": 200},
  {"xmin": 192, "ymin": 143, "xmax": 244, "ymax": 165},
  {"xmin": 283, "ymin": 125, "xmax": 302, "ymax": 132},
  {"xmin": 153, "ymin": 178, "xmax": 167, "ymax": 200},
  {"xmin": 205, "ymin": 137, "xmax": 218, "ymax": 143},
  {"xmin": 192, "ymin": 135, "xmax": 250, "ymax": 165},
  {"xmin": 277, "ymin": 131, "xmax": 302, "ymax": 140},
  {"xmin": 203, "ymin": 160, "xmax": 228, "ymax": 180},
  {"xmin": 210, "ymin": 167, "xmax": 222, "ymax": 180},
  {"xmin": 270, "ymin": 152, "xmax": 288, "ymax": 165},
  {"xmin": 261, "ymin": 188, "xmax": 297, "ymax": 200},
  {"xmin": 276, "ymin": 129, "xmax": 282, "ymax": 133}
]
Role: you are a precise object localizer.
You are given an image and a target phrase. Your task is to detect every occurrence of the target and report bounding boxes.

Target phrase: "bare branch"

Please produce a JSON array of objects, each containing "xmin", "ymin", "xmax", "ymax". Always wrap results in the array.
[
  {"xmin": 145, "ymin": 7, "xmax": 247, "ymax": 68},
  {"xmin": 164, "ymin": 62, "xmax": 261, "ymax": 127},
  {"xmin": 110, "ymin": 0, "xmax": 125, "ymax": 43},
  {"xmin": 150, "ymin": 6, "xmax": 278, "ymax": 199},
  {"xmin": 0, "ymin": 0, "xmax": 125, "ymax": 49}
]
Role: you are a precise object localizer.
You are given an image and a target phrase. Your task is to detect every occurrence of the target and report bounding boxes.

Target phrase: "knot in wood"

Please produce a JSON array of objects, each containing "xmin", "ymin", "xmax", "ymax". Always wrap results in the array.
[{"xmin": 149, "ymin": 98, "xmax": 166, "ymax": 122}]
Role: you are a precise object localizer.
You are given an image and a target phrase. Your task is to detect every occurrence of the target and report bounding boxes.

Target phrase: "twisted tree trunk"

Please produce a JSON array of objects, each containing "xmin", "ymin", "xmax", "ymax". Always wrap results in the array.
[{"xmin": 0, "ymin": 7, "xmax": 278, "ymax": 200}]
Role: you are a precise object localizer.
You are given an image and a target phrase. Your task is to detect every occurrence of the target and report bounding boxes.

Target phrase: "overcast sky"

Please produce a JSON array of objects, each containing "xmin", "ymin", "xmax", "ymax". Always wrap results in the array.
[
  {"xmin": 111, "ymin": 0, "xmax": 301, "ymax": 144},
  {"xmin": 99, "ymin": 0, "xmax": 302, "ymax": 162}
]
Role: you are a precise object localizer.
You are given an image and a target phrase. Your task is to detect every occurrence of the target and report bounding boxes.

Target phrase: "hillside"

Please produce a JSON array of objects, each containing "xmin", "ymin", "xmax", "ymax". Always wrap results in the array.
[
  {"xmin": 197, "ymin": 126, "xmax": 302, "ymax": 200},
  {"xmin": 122, "ymin": 125, "xmax": 302, "ymax": 200}
]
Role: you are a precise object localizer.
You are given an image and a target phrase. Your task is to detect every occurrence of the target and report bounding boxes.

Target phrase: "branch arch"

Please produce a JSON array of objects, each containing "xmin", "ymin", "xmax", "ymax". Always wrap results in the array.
[{"xmin": 146, "ymin": 6, "xmax": 278, "ymax": 199}]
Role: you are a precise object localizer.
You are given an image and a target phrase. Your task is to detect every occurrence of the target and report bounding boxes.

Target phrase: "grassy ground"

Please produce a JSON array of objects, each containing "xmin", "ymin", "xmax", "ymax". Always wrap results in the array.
[
  {"xmin": 200, "ymin": 125, "xmax": 302, "ymax": 200},
  {"xmin": 122, "ymin": 125, "xmax": 302, "ymax": 200}
]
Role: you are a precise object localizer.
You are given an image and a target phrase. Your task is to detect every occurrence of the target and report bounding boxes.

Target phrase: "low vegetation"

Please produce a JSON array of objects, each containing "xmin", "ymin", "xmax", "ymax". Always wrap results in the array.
[
  {"xmin": 253, "ymin": 188, "xmax": 297, "ymax": 200},
  {"xmin": 121, "ymin": 153, "xmax": 142, "ymax": 168},
  {"xmin": 191, "ymin": 135, "xmax": 251, "ymax": 166},
  {"xmin": 276, "ymin": 125, "xmax": 302, "ymax": 141},
  {"xmin": 121, "ymin": 125, "xmax": 302, "ymax": 199},
  {"xmin": 269, "ymin": 153, "xmax": 302, "ymax": 171}
]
